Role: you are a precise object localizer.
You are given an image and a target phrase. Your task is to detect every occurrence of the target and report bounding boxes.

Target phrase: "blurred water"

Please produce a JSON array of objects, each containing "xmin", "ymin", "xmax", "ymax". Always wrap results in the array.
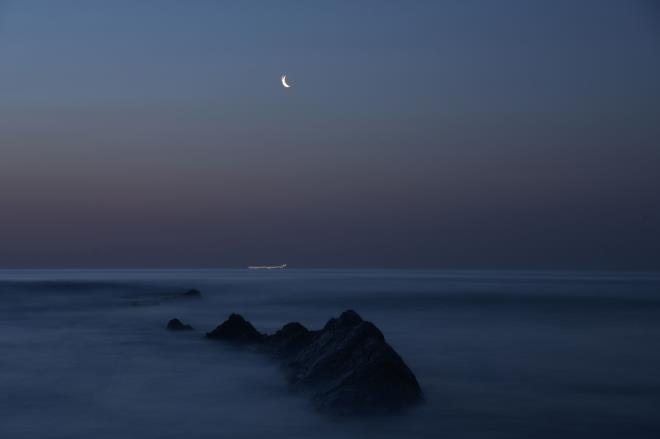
[{"xmin": 1, "ymin": 269, "xmax": 659, "ymax": 438}]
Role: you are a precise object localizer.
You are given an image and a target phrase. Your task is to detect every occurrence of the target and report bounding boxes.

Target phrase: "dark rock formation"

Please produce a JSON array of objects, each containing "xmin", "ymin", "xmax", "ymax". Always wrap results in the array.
[
  {"xmin": 205, "ymin": 313, "xmax": 264, "ymax": 343},
  {"xmin": 264, "ymin": 322, "xmax": 314, "ymax": 358},
  {"xmin": 285, "ymin": 310, "xmax": 422, "ymax": 414},
  {"xmin": 166, "ymin": 318, "xmax": 194, "ymax": 331},
  {"xmin": 205, "ymin": 310, "xmax": 423, "ymax": 415},
  {"xmin": 180, "ymin": 289, "xmax": 202, "ymax": 299}
]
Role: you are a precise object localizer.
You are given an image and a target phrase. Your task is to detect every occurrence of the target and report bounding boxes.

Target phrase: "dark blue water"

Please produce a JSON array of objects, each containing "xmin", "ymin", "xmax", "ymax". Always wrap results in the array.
[{"xmin": 1, "ymin": 269, "xmax": 659, "ymax": 438}]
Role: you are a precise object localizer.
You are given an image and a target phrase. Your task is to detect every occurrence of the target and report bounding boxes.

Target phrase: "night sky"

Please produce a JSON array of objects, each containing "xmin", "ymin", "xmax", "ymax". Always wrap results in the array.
[{"xmin": 1, "ymin": 1, "xmax": 659, "ymax": 269}]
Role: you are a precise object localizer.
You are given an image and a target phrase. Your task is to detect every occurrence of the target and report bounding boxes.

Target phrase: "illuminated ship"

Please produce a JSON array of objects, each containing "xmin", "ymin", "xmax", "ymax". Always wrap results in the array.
[{"xmin": 248, "ymin": 264, "xmax": 287, "ymax": 270}]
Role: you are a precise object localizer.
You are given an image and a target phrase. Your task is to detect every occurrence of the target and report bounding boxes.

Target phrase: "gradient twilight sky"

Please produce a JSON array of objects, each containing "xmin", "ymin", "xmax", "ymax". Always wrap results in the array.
[{"xmin": 0, "ymin": 0, "xmax": 659, "ymax": 269}]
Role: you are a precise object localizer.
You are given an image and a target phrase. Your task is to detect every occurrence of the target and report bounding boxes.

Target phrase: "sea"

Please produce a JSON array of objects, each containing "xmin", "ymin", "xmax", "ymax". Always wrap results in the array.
[{"xmin": 1, "ymin": 269, "xmax": 659, "ymax": 439}]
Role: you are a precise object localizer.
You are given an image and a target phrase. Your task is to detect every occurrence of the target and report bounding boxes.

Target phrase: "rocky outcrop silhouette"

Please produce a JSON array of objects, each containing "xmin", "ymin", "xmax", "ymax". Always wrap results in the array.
[
  {"xmin": 204, "ymin": 310, "xmax": 423, "ymax": 415},
  {"xmin": 166, "ymin": 318, "xmax": 194, "ymax": 331},
  {"xmin": 179, "ymin": 289, "xmax": 202, "ymax": 299},
  {"xmin": 206, "ymin": 313, "xmax": 264, "ymax": 343}
]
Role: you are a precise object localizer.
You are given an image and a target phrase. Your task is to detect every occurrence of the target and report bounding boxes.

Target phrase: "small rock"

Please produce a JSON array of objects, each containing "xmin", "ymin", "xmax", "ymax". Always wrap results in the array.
[
  {"xmin": 180, "ymin": 289, "xmax": 202, "ymax": 299},
  {"xmin": 166, "ymin": 318, "xmax": 194, "ymax": 331}
]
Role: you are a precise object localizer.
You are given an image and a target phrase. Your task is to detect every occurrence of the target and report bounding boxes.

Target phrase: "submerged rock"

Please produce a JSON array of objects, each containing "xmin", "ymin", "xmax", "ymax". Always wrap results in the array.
[
  {"xmin": 166, "ymin": 318, "xmax": 194, "ymax": 331},
  {"xmin": 180, "ymin": 289, "xmax": 202, "ymax": 299},
  {"xmin": 205, "ymin": 310, "xmax": 423, "ymax": 415},
  {"xmin": 128, "ymin": 288, "xmax": 202, "ymax": 307}
]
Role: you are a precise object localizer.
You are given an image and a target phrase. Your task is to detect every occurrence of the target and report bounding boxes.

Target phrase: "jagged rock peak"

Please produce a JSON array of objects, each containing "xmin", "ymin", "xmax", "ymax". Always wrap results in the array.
[{"xmin": 205, "ymin": 313, "xmax": 263, "ymax": 342}]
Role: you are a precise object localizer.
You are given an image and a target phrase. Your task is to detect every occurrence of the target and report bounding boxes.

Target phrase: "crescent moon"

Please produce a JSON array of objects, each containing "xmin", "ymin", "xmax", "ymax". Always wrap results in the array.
[{"xmin": 281, "ymin": 75, "xmax": 291, "ymax": 88}]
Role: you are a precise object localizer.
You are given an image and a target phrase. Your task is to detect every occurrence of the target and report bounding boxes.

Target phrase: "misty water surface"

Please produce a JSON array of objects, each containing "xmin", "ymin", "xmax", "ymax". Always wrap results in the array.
[{"xmin": 1, "ymin": 269, "xmax": 659, "ymax": 438}]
